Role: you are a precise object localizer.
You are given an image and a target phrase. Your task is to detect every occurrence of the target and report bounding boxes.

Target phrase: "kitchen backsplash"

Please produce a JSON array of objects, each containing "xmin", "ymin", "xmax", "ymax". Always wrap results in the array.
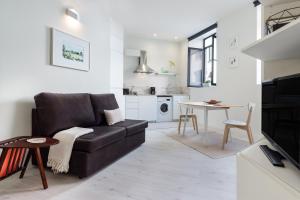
[{"xmin": 124, "ymin": 56, "xmax": 188, "ymax": 95}]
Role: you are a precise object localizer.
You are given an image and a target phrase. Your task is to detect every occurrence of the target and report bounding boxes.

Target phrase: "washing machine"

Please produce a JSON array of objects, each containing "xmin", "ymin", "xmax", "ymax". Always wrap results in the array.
[{"xmin": 157, "ymin": 95, "xmax": 173, "ymax": 122}]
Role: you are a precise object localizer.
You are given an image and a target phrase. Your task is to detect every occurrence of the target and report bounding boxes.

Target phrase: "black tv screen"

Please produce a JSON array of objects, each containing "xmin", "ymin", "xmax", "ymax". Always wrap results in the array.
[{"xmin": 262, "ymin": 74, "xmax": 300, "ymax": 169}]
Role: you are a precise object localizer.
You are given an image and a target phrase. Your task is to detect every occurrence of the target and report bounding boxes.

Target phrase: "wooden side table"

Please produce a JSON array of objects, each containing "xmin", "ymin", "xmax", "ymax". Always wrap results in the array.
[{"xmin": 0, "ymin": 137, "xmax": 59, "ymax": 189}]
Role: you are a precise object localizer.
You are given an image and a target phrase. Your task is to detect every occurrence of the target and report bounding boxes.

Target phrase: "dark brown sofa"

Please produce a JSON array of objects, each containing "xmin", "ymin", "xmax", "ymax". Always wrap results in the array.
[{"xmin": 32, "ymin": 93, "xmax": 147, "ymax": 178}]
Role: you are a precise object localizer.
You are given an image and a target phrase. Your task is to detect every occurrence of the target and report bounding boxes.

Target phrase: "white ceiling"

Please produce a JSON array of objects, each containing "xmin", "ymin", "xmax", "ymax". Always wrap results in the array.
[{"xmin": 110, "ymin": 0, "xmax": 252, "ymax": 41}]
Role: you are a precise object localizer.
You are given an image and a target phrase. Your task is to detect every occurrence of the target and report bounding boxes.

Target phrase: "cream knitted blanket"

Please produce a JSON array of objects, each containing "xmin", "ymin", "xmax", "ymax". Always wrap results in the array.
[{"xmin": 47, "ymin": 127, "xmax": 93, "ymax": 173}]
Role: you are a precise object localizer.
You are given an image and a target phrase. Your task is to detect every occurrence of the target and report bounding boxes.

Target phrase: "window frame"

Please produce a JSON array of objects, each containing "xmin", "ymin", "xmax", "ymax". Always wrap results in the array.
[
  {"xmin": 187, "ymin": 47, "xmax": 203, "ymax": 88},
  {"xmin": 203, "ymin": 33, "xmax": 217, "ymax": 86},
  {"xmin": 187, "ymin": 23, "xmax": 218, "ymax": 88}
]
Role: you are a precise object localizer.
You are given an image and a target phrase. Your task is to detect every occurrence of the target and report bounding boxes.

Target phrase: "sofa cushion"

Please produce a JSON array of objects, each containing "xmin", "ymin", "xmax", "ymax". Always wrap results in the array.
[
  {"xmin": 90, "ymin": 94, "xmax": 119, "ymax": 125},
  {"xmin": 113, "ymin": 119, "xmax": 148, "ymax": 136},
  {"xmin": 104, "ymin": 108, "xmax": 124, "ymax": 125},
  {"xmin": 34, "ymin": 93, "xmax": 96, "ymax": 137},
  {"xmin": 73, "ymin": 126, "xmax": 126, "ymax": 153}
]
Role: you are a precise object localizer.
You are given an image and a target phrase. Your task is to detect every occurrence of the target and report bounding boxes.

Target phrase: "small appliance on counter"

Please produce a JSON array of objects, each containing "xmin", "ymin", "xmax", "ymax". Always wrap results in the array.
[
  {"xmin": 150, "ymin": 87, "xmax": 156, "ymax": 95},
  {"xmin": 123, "ymin": 88, "xmax": 130, "ymax": 95}
]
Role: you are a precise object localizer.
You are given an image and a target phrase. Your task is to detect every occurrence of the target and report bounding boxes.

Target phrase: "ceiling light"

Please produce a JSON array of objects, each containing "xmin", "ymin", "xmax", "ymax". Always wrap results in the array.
[
  {"xmin": 153, "ymin": 33, "xmax": 158, "ymax": 37},
  {"xmin": 66, "ymin": 8, "xmax": 80, "ymax": 21}
]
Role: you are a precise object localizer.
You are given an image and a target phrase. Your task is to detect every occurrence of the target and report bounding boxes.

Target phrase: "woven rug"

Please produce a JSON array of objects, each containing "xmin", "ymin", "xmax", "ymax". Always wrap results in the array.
[{"xmin": 166, "ymin": 129, "xmax": 249, "ymax": 159}]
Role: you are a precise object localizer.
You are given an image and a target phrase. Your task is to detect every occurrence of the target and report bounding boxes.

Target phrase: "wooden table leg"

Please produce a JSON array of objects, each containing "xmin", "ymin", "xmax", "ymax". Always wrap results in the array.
[
  {"xmin": 225, "ymin": 109, "xmax": 232, "ymax": 142},
  {"xmin": 201, "ymin": 108, "xmax": 209, "ymax": 145},
  {"xmin": 34, "ymin": 147, "xmax": 48, "ymax": 189},
  {"xmin": 194, "ymin": 116, "xmax": 199, "ymax": 134},
  {"xmin": 182, "ymin": 107, "xmax": 189, "ymax": 135},
  {"xmin": 204, "ymin": 108, "xmax": 208, "ymax": 133},
  {"xmin": 19, "ymin": 149, "xmax": 32, "ymax": 179}
]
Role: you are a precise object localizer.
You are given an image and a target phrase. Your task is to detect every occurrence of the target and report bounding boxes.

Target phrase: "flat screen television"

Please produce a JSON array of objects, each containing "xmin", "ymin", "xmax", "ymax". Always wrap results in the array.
[{"xmin": 262, "ymin": 73, "xmax": 300, "ymax": 169}]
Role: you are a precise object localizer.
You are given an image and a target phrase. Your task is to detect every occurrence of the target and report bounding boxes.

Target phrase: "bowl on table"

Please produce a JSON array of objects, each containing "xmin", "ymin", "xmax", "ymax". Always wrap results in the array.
[{"xmin": 205, "ymin": 100, "xmax": 222, "ymax": 105}]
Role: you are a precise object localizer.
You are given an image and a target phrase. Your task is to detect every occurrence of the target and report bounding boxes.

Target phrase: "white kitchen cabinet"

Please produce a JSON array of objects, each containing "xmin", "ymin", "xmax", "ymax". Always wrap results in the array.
[
  {"xmin": 125, "ymin": 95, "xmax": 139, "ymax": 103},
  {"xmin": 125, "ymin": 108, "xmax": 139, "ymax": 119},
  {"xmin": 125, "ymin": 95, "xmax": 157, "ymax": 121},
  {"xmin": 172, "ymin": 95, "xmax": 190, "ymax": 120},
  {"xmin": 138, "ymin": 96, "xmax": 157, "ymax": 121}
]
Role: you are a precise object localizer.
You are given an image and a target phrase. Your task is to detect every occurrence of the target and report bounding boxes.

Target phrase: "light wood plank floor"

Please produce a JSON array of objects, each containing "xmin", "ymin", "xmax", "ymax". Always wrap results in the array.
[{"xmin": 0, "ymin": 127, "xmax": 236, "ymax": 200}]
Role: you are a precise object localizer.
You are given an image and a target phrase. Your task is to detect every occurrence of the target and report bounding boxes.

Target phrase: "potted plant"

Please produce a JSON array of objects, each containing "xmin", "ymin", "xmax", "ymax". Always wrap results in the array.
[
  {"xmin": 168, "ymin": 60, "xmax": 176, "ymax": 73},
  {"xmin": 203, "ymin": 80, "xmax": 211, "ymax": 87}
]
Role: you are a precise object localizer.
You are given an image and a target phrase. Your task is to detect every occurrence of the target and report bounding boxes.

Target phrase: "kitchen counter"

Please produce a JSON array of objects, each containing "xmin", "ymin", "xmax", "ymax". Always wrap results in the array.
[
  {"xmin": 124, "ymin": 94, "xmax": 189, "ymax": 96},
  {"xmin": 124, "ymin": 94, "xmax": 154, "ymax": 96}
]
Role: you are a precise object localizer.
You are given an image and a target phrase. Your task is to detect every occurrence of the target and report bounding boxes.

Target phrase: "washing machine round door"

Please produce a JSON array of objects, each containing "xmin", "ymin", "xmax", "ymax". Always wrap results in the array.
[{"xmin": 160, "ymin": 103, "xmax": 169, "ymax": 114}]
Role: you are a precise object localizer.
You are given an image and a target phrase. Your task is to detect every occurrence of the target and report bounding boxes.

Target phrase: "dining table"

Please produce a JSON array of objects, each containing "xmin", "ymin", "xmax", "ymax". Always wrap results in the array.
[{"xmin": 178, "ymin": 101, "xmax": 242, "ymax": 144}]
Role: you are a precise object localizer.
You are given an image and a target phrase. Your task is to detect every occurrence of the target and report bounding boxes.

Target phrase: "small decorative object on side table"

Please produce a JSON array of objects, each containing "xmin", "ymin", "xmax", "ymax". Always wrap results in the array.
[{"xmin": 0, "ymin": 136, "xmax": 59, "ymax": 189}]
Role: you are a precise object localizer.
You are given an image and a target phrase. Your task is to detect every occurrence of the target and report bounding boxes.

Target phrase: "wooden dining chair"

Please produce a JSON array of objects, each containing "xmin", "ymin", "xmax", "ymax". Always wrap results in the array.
[
  {"xmin": 0, "ymin": 137, "xmax": 29, "ymax": 181},
  {"xmin": 178, "ymin": 105, "xmax": 199, "ymax": 134},
  {"xmin": 222, "ymin": 103, "xmax": 255, "ymax": 149}
]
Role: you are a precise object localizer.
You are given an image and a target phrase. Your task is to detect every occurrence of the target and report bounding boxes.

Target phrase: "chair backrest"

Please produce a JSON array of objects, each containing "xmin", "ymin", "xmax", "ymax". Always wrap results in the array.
[
  {"xmin": 179, "ymin": 104, "xmax": 194, "ymax": 115},
  {"xmin": 0, "ymin": 137, "xmax": 27, "ymax": 180},
  {"xmin": 246, "ymin": 103, "xmax": 256, "ymax": 126}
]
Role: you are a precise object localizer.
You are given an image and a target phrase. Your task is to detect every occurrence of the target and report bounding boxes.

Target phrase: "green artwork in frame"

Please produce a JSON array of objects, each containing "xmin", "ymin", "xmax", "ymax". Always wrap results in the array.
[{"xmin": 51, "ymin": 28, "xmax": 90, "ymax": 71}]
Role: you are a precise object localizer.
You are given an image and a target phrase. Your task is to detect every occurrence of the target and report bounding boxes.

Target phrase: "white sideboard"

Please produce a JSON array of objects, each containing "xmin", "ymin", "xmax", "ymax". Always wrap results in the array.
[
  {"xmin": 172, "ymin": 95, "xmax": 190, "ymax": 120},
  {"xmin": 125, "ymin": 95, "xmax": 157, "ymax": 122},
  {"xmin": 237, "ymin": 139, "xmax": 300, "ymax": 200}
]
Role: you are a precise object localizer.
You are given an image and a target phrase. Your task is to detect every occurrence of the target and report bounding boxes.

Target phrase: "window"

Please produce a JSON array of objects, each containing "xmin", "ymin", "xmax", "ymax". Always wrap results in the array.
[
  {"xmin": 187, "ymin": 23, "xmax": 217, "ymax": 87},
  {"xmin": 203, "ymin": 34, "xmax": 217, "ymax": 85},
  {"xmin": 187, "ymin": 48, "xmax": 203, "ymax": 87}
]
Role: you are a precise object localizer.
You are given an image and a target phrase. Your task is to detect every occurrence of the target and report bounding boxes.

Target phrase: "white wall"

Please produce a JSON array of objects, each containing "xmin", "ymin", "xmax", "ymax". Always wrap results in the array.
[
  {"xmin": 178, "ymin": 41, "xmax": 189, "ymax": 90},
  {"xmin": 264, "ymin": 59, "xmax": 300, "ymax": 80},
  {"xmin": 0, "ymin": 0, "xmax": 112, "ymax": 140},
  {"xmin": 189, "ymin": 6, "xmax": 262, "ymax": 141},
  {"xmin": 263, "ymin": 1, "xmax": 300, "ymax": 80},
  {"xmin": 110, "ymin": 19, "xmax": 125, "ymax": 116},
  {"xmin": 124, "ymin": 36, "xmax": 185, "ymax": 94}
]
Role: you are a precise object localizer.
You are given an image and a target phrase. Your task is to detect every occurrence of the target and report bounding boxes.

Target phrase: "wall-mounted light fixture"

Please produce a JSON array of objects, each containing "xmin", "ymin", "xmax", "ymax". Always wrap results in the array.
[
  {"xmin": 65, "ymin": 8, "xmax": 80, "ymax": 21},
  {"xmin": 253, "ymin": 0, "xmax": 261, "ymax": 7}
]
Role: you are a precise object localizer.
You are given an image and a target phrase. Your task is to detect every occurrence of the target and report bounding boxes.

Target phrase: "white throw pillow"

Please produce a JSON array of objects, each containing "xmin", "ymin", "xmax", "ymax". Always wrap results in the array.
[{"xmin": 104, "ymin": 108, "xmax": 124, "ymax": 125}]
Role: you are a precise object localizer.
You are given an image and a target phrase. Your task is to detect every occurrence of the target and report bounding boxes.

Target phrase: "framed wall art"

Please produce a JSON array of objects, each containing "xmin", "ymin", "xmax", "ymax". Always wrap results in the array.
[
  {"xmin": 51, "ymin": 28, "xmax": 90, "ymax": 71},
  {"xmin": 228, "ymin": 56, "xmax": 239, "ymax": 68},
  {"xmin": 229, "ymin": 36, "xmax": 238, "ymax": 49}
]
